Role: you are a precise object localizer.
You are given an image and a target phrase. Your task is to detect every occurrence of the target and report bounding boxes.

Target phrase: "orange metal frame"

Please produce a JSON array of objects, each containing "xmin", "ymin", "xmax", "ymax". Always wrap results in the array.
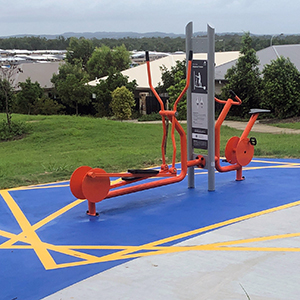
[
  {"xmin": 70, "ymin": 56, "xmax": 268, "ymax": 216},
  {"xmin": 214, "ymin": 91, "xmax": 266, "ymax": 181},
  {"xmin": 70, "ymin": 50, "xmax": 205, "ymax": 216}
]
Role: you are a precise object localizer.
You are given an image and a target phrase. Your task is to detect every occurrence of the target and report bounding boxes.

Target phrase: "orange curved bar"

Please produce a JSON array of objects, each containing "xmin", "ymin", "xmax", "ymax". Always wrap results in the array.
[
  {"xmin": 146, "ymin": 51, "xmax": 165, "ymax": 111},
  {"xmin": 173, "ymin": 57, "xmax": 193, "ymax": 111},
  {"xmin": 160, "ymin": 115, "xmax": 167, "ymax": 165},
  {"xmin": 214, "ymin": 95, "xmax": 243, "ymax": 180},
  {"xmin": 240, "ymin": 112, "xmax": 259, "ymax": 140},
  {"xmin": 105, "ymin": 118, "xmax": 188, "ymax": 199},
  {"xmin": 85, "ymin": 51, "xmax": 194, "ymax": 207}
]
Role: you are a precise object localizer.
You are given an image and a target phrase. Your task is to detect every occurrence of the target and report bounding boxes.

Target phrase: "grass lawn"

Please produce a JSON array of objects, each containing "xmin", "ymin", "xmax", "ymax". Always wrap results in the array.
[
  {"xmin": 270, "ymin": 122, "xmax": 300, "ymax": 130},
  {"xmin": 0, "ymin": 113, "xmax": 300, "ymax": 189}
]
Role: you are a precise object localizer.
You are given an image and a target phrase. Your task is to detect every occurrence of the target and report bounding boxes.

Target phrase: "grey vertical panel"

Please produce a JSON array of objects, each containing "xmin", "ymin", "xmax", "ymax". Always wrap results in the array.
[
  {"xmin": 207, "ymin": 24, "xmax": 215, "ymax": 191},
  {"xmin": 186, "ymin": 22, "xmax": 194, "ymax": 189}
]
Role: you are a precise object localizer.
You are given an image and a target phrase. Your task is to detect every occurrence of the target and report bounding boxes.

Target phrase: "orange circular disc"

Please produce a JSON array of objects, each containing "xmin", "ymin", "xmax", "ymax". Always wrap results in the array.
[
  {"xmin": 82, "ymin": 168, "xmax": 110, "ymax": 203},
  {"xmin": 70, "ymin": 166, "xmax": 92, "ymax": 199},
  {"xmin": 236, "ymin": 138, "xmax": 254, "ymax": 166},
  {"xmin": 225, "ymin": 136, "xmax": 240, "ymax": 164}
]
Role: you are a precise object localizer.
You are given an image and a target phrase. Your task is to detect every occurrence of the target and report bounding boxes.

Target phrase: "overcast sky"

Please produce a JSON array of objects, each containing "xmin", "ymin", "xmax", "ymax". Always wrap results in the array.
[{"xmin": 0, "ymin": 0, "xmax": 299, "ymax": 37}]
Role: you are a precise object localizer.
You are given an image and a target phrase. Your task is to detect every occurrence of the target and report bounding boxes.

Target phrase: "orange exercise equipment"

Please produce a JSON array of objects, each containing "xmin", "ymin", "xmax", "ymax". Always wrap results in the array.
[
  {"xmin": 70, "ymin": 50, "xmax": 205, "ymax": 216},
  {"xmin": 215, "ymin": 90, "xmax": 270, "ymax": 180}
]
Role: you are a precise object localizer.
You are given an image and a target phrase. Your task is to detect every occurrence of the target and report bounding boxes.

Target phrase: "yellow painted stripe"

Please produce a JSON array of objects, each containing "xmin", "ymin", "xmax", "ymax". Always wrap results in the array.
[
  {"xmin": 202, "ymin": 232, "xmax": 300, "ymax": 248},
  {"xmin": 210, "ymin": 246, "xmax": 300, "ymax": 252},
  {"xmin": 1, "ymin": 164, "xmax": 300, "ymax": 269},
  {"xmin": 10, "ymin": 184, "xmax": 70, "ymax": 191},
  {"xmin": 0, "ymin": 190, "xmax": 57, "ymax": 269},
  {"xmin": 91, "ymin": 199, "xmax": 300, "ymax": 262},
  {"xmin": 32, "ymin": 199, "xmax": 84, "ymax": 230},
  {"xmin": 0, "ymin": 229, "xmax": 18, "ymax": 240},
  {"xmin": 252, "ymin": 159, "xmax": 300, "ymax": 166},
  {"xmin": 1, "ymin": 199, "xmax": 84, "ymax": 248}
]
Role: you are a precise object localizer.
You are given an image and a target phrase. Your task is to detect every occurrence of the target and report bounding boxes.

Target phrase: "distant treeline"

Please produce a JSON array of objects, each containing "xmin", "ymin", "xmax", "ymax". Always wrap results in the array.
[{"xmin": 1, "ymin": 34, "xmax": 300, "ymax": 52}]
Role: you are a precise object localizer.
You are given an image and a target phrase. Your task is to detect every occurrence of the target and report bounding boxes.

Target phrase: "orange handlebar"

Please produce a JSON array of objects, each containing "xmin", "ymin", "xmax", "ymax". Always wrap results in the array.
[
  {"xmin": 146, "ymin": 50, "xmax": 193, "ymax": 112},
  {"xmin": 173, "ymin": 51, "xmax": 193, "ymax": 111},
  {"xmin": 146, "ymin": 51, "xmax": 165, "ymax": 111},
  {"xmin": 215, "ymin": 90, "xmax": 242, "ymax": 106}
]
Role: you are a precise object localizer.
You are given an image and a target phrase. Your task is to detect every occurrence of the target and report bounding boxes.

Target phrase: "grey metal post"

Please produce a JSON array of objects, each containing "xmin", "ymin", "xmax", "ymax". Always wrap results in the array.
[
  {"xmin": 186, "ymin": 22, "xmax": 194, "ymax": 189},
  {"xmin": 207, "ymin": 24, "xmax": 215, "ymax": 191}
]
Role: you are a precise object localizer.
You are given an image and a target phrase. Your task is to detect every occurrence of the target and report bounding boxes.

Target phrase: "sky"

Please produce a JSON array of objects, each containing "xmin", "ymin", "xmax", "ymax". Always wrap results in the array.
[{"xmin": 0, "ymin": 0, "xmax": 299, "ymax": 37}]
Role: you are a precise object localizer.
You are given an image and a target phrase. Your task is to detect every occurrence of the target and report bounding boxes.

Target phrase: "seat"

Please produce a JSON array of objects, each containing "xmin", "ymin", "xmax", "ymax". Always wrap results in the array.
[
  {"xmin": 122, "ymin": 169, "xmax": 159, "ymax": 181},
  {"xmin": 249, "ymin": 108, "xmax": 271, "ymax": 114}
]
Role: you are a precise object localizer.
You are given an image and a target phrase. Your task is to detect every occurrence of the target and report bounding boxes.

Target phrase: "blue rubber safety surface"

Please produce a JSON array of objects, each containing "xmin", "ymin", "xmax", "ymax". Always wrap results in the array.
[{"xmin": 0, "ymin": 158, "xmax": 300, "ymax": 300}]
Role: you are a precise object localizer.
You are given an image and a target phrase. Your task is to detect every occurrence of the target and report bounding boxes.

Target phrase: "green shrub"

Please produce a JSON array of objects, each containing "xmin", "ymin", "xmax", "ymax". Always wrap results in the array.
[
  {"xmin": 0, "ymin": 120, "xmax": 30, "ymax": 141},
  {"xmin": 33, "ymin": 96, "xmax": 65, "ymax": 115},
  {"xmin": 261, "ymin": 56, "xmax": 300, "ymax": 119},
  {"xmin": 110, "ymin": 86, "xmax": 135, "ymax": 120},
  {"xmin": 138, "ymin": 112, "xmax": 162, "ymax": 122}
]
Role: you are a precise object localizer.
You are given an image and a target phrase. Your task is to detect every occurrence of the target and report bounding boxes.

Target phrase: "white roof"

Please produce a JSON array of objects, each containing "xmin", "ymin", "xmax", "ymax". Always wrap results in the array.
[
  {"xmin": 88, "ymin": 52, "xmax": 240, "ymax": 89},
  {"xmin": 215, "ymin": 44, "xmax": 300, "ymax": 80}
]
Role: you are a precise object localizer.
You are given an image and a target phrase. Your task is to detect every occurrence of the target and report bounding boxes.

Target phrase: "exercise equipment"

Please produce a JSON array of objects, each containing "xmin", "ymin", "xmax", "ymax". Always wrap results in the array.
[
  {"xmin": 70, "ymin": 50, "xmax": 205, "ymax": 216},
  {"xmin": 70, "ymin": 49, "xmax": 269, "ymax": 216},
  {"xmin": 215, "ymin": 90, "xmax": 270, "ymax": 180}
]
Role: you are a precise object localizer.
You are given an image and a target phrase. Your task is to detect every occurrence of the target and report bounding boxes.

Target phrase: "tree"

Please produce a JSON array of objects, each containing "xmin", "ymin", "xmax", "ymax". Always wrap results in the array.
[
  {"xmin": 0, "ymin": 63, "xmax": 22, "ymax": 128},
  {"xmin": 261, "ymin": 56, "xmax": 300, "ymax": 119},
  {"xmin": 166, "ymin": 70, "xmax": 187, "ymax": 119},
  {"xmin": 51, "ymin": 62, "xmax": 91, "ymax": 116},
  {"xmin": 221, "ymin": 32, "xmax": 262, "ymax": 118},
  {"xmin": 32, "ymin": 95, "xmax": 65, "ymax": 115},
  {"xmin": 92, "ymin": 72, "xmax": 136, "ymax": 117},
  {"xmin": 157, "ymin": 60, "xmax": 186, "ymax": 94},
  {"xmin": 111, "ymin": 86, "xmax": 135, "ymax": 120},
  {"xmin": 16, "ymin": 78, "xmax": 43, "ymax": 114},
  {"xmin": 87, "ymin": 44, "xmax": 131, "ymax": 80},
  {"xmin": 66, "ymin": 37, "xmax": 94, "ymax": 70}
]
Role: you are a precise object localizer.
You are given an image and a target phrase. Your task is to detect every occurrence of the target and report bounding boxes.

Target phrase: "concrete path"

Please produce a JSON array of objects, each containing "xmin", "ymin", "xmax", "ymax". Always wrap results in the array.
[
  {"xmin": 44, "ymin": 203, "xmax": 300, "ymax": 300},
  {"xmin": 223, "ymin": 120, "xmax": 300, "ymax": 134},
  {"xmin": 133, "ymin": 119, "xmax": 300, "ymax": 134}
]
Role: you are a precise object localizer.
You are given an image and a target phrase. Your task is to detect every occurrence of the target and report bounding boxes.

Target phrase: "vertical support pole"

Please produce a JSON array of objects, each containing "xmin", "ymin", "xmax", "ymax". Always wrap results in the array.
[
  {"xmin": 87, "ymin": 201, "xmax": 97, "ymax": 216},
  {"xmin": 186, "ymin": 22, "xmax": 195, "ymax": 189},
  {"xmin": 207, "ymin": 24, "xmax": 215, "ymax": 191}
]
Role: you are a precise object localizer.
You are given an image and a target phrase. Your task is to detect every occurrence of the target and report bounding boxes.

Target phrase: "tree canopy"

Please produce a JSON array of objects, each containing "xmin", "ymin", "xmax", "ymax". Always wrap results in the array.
[
  {"xmin": 3, "ymin": 34, "xmax": 300, "ymax": 52},
  {"xmin": 65, "ymin": 37, "xmax": 95, "ymax": 71},
  {"xmin": 157, "ymin": 60, "xmax": 186, "ymax": 94},
  {"xmin": 87, "ymin": 45, "xmax": 131, "ymax": 80},
  {"xmin": 92, "ymin": 72, "xmax": 137, "ymax": 117},
  {"xmin": 221, "ymin": 32, "xmax": 262, "ymax": 117},
  {"xmin": 16, "ymin": 78, "xmax": 43, "ymax": 114},
  {"xmin": 51, "ymin": 61, "xmax": 91, "ymax": 116},
  {"xmin": 261, "ymin": 56, "xmax": 300, "ymax": 119}
]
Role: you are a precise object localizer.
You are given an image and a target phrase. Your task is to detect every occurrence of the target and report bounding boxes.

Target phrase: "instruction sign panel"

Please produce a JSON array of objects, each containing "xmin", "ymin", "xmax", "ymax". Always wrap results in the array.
[{"xmin": 191, "ymin": 60, "xmax": 208, "ymax": 149}]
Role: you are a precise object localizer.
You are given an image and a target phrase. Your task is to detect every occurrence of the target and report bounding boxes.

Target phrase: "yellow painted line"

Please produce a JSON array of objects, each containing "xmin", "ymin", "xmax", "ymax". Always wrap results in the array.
[
  {"xmin": 252, "ymin": 159, "xmax": 300, "ymax": 166},
  {"xmin": 0, "ymin": 229, "xmax": 18, "ymax": 240},
  {"xmin": 201, "ymin": 232, "xmax": 300, "ymax": 248},
  {"xmin": 5, "ymin": 158, "xmax": 300, "ymax": 192},
  {"xmin": 0, "ymin": 229, "xmax": 103, "ymax": 269},
  {"xmin": 9, "ymin": 178, "xmax": 122, "ymax": 192},
  {"xmin": 10, "ymin": 184, "xmax": 70, "ymax": 191},
  {"xmin": 89, "ymin": 199, "xmax": 300, "ymax": 263},
  {"xmin": 1, "ymin": 162, "xmax": 300, "ymax": 269},
  {"xmin": 1, "ymin": 199, "xmax": 85, "ymax": 248},
  {"xmin": 9, "ymin": 181, "xmax": 70, "ymax": 191},
  {"xmin": 32, "ymin": 199, "xmax": 84, "ymax": 230},
  {"xmin": 209, "ymin": 246, "xmax": 300, "ymax": 252},
  {"xmin": 243, "ymin": 165, "xmax": 300, "ymax": 171},
  {"xmin": 2, "ymin": 198, "xmax": 300, "ymax": 269},
  {"xmin": 0, "ymin": 190, "xmax": 57, "ymax": 269}
]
